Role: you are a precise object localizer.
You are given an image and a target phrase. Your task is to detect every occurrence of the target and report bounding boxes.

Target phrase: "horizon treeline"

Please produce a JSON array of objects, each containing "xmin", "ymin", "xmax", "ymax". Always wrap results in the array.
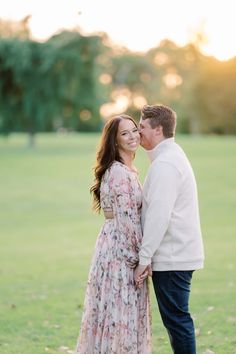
[{"xmin": 0, "ymin": 17, "xmax": 236, "ymax": 138}]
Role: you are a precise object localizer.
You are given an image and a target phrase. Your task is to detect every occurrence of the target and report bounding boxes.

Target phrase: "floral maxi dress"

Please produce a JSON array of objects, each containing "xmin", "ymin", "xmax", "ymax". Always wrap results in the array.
[{"xmin": 75, "ymin": 161, "xmax": 152, "ymax": 354}]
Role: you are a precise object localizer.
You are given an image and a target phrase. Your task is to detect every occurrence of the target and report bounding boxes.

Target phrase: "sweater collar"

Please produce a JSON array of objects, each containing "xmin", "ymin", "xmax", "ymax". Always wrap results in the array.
[{"xmin": 146, "ymin": 137, "xmax": 175, "ymax": 162}]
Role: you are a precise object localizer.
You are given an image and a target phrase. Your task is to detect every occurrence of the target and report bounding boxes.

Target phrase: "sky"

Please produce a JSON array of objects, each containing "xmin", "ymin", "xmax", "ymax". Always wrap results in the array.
[{"xmin": 1, "ymin": 0, "xmax": 236, "ymax": 61}]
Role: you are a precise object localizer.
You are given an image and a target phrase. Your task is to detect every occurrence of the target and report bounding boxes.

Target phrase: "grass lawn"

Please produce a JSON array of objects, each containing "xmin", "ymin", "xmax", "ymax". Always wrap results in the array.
[{"xmin": 0, "ymin": 133, "xmax": 236, "ymax": 354}]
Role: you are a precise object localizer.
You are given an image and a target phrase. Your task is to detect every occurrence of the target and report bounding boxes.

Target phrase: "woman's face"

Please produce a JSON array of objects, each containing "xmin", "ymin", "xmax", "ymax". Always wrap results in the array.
[{"xmin": 116, "ymin": 119, "xmax": 140, "ymax": 153}]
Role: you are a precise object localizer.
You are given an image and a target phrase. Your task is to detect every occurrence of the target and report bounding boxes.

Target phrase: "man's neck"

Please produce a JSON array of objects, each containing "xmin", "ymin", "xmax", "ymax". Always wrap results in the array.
[
  {"xmin": 146, "ymin": 137, "xmax": 175, "ymax": 162},
  {"xmin": 154, "ymin": 136, "xmax": 166, "ymax": 148}
]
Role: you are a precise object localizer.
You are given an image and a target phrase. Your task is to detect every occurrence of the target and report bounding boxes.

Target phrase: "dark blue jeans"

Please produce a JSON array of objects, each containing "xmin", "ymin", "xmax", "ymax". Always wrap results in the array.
[{"xmin": 152, "ymin": 271, "xmax": 196, "ymax": 354}]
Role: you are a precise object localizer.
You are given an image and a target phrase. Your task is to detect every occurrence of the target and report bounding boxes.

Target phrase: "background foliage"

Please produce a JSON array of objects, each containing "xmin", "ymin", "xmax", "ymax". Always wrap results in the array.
[{"xmin": 0, "ymin": 17, "xmax": 236, "ymax": 139}]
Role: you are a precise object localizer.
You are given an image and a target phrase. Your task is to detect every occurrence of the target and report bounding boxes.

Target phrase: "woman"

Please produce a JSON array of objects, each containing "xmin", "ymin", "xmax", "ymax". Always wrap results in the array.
[{"xmin": 75, "ymin": 115, "xmax": 151, "ymax": 353}]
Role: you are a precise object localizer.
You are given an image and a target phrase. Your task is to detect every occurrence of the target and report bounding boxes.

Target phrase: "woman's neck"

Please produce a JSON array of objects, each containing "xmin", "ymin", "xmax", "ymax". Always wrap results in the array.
[{"xmin": 119, "ymin": 151, "xmax": 134, "ymax": 169}]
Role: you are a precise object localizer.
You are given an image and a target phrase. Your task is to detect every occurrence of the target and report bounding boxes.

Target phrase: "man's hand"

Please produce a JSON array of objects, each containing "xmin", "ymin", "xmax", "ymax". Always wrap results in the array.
[{"xmin": 134, "ymin": 264, "xmax": 150, "ymax": 288}]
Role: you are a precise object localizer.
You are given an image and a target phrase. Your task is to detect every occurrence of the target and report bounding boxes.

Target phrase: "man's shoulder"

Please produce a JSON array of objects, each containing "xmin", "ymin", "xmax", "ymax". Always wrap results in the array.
[
  {"xmin": 151, "ymin": 150, "xmax": 180, "ymax": 168},
  {"xmin": 147, "ymin": 158, "xmax": 180, "ymax": 181},
  {"xmin": 149, "ymin": 149, "xmax": 190, "ymax": 178},
  {"xmin": 159, "ymin": 144, "xmax": 189, "ymax": 164}
]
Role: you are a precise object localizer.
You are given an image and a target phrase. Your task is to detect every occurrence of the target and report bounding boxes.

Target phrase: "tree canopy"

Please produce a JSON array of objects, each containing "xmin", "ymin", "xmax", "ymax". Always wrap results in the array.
[{"xmin": 0, "ymin": 23, "xmax": 235, "ymax": 137}]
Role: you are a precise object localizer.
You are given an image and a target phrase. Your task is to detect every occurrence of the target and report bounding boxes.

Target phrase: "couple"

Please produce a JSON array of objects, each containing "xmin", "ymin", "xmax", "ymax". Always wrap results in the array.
[{"xmin": 75, "ymin": 104, "xmax": 204, "ymax": 354}]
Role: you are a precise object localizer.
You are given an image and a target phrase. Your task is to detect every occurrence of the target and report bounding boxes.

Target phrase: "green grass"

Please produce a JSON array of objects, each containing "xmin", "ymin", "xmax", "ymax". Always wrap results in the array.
[{"xmin": 0, "ymin": 133, "xmax": 236, "ymax": 354}]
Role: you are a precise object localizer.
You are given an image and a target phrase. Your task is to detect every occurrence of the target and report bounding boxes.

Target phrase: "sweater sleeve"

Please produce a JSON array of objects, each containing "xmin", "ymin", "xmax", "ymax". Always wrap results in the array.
[
  {"xmin": 139, "ymin": 161, "xmax": 180, "ymax": 266},
  {"xmin": 110, "ymin": 163, "xmax": 140, "ymax": 265}
]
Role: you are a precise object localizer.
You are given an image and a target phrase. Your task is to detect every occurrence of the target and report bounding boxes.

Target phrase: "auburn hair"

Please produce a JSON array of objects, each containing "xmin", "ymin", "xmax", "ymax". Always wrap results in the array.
[{"xmin": 90, "ymin": 114, "xmax": 138, "ymax": 212}]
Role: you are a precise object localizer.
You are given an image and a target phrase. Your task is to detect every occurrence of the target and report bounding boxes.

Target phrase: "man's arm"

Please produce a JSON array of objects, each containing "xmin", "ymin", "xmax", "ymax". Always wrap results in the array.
[{"xmin": 139, "ymin": 161, "xmax": 180, "ymax": 265}]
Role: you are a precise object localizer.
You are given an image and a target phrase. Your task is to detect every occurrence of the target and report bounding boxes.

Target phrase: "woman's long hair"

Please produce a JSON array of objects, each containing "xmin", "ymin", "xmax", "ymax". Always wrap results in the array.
[{"xmin": 90, "ymin": 114, "xmax": 138, "ymax": 212}]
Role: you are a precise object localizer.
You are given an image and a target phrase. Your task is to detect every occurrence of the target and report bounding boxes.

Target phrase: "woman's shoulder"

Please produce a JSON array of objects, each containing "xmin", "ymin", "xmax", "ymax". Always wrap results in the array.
[
  {"xmin": 101, "ymin": 162, "xmax": 128, "ymax": 189},
  {"xmin": 111, "ymin": 160, "xmax": 138, "ymax": 174},
  {"xmin": 102, "ymin": 161, "xmax": 125, "ymax": 180},
  {"xmin": 109, "ymin": 160, "xmax": 128, "ymax": 176}
]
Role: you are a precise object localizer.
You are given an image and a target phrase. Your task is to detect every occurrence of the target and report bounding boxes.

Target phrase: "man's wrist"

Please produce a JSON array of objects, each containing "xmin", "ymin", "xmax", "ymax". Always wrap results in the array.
[{"xmin": 139, "ymin": 255, "xmax": 151, "ymax": 266}]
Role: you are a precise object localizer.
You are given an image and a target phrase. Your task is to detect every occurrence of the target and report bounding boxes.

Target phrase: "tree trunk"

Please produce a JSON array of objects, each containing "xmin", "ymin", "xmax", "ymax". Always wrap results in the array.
[{"xmin": 28, "ymin": 132, "xmax": 35, "ymax": 148}]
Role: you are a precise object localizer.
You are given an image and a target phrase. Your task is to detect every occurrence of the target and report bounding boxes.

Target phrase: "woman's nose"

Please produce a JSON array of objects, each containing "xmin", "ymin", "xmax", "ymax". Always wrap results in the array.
[
  {"xmin": 129, "ymin": 132, "xmax": 135, "ymax": 139},
  {"xmin": 131, "ymin": 130, "xmax": 139, "ymax": 139}
]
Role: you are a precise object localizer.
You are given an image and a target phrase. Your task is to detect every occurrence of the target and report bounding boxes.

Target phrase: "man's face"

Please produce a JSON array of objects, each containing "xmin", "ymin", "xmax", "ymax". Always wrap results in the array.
[{"xmin": 139, "ymin": 118, "xmax": 158, "ymax": 150}]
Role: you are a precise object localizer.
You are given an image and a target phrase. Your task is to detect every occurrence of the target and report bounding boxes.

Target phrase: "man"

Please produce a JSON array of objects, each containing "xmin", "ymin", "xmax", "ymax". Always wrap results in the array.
[{"xmin": 135, "ymin": 104, "xmax": 204, "ymax": 354}]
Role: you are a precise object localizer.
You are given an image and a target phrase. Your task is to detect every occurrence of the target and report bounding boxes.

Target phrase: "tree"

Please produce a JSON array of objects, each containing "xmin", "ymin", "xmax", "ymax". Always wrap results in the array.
[
  {"xmin": 44, "ymin": 31, "xmax": 105, "ymax": 131},
  {"xmin": 0, "ymin": 31, "xmax": 107, "ymax": 144},
  {"xmin": 189, "ymin": 57, "xmax": 236, "ymax": 134},
  {"xmin": 0, "ymin": 38, "xmax": 49, "ymax": 146}
]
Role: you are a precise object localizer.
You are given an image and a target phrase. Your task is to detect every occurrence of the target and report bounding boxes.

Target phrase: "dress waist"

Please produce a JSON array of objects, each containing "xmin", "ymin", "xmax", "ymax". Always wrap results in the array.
[{"xmin": 102, "ymin": 208, "xmax": 114, "ymax": 219}]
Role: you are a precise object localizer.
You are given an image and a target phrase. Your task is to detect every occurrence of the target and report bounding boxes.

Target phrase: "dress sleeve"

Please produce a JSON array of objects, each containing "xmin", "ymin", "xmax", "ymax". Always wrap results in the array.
[{"xmin": 109, "ymin": 163, "xmax": 141, "ymax": 266}]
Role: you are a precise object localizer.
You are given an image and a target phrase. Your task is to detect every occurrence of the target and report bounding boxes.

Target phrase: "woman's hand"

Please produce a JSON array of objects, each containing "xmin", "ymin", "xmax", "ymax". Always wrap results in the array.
[{"xmin": 126, "ymin": 258, "xmax": 138, "ymax": 269}]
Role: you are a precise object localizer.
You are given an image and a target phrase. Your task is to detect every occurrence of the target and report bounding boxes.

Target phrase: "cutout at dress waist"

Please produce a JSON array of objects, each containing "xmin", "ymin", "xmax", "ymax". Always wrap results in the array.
[{"xmin": 102, "ymin": 208, "xmax": 114, "ymax": 219}]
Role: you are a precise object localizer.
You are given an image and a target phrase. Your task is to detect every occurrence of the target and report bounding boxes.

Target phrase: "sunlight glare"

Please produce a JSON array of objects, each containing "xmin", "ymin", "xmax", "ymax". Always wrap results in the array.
[{"xmin": 0, "ymin": 0, "xmax": 235, "ymax": 60}]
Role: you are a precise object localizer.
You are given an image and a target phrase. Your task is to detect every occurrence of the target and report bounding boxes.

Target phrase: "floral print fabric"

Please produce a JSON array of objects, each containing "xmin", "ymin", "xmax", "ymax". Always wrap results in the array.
[{"xmin": 75, "ymin": 161, "xmax": 151, "ymax": 353}]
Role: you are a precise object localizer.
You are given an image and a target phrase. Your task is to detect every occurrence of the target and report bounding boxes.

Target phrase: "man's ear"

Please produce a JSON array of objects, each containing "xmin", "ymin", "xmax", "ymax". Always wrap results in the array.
[{"xmin": 155, "ymin": 125, "xmax": 163, "ymax": 136}]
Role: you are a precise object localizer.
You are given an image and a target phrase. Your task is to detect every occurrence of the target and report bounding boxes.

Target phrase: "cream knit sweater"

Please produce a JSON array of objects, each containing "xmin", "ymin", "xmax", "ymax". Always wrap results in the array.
[{"xmin": 139, "ymin": 138, "xmax": 204, "ymax": 271}]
